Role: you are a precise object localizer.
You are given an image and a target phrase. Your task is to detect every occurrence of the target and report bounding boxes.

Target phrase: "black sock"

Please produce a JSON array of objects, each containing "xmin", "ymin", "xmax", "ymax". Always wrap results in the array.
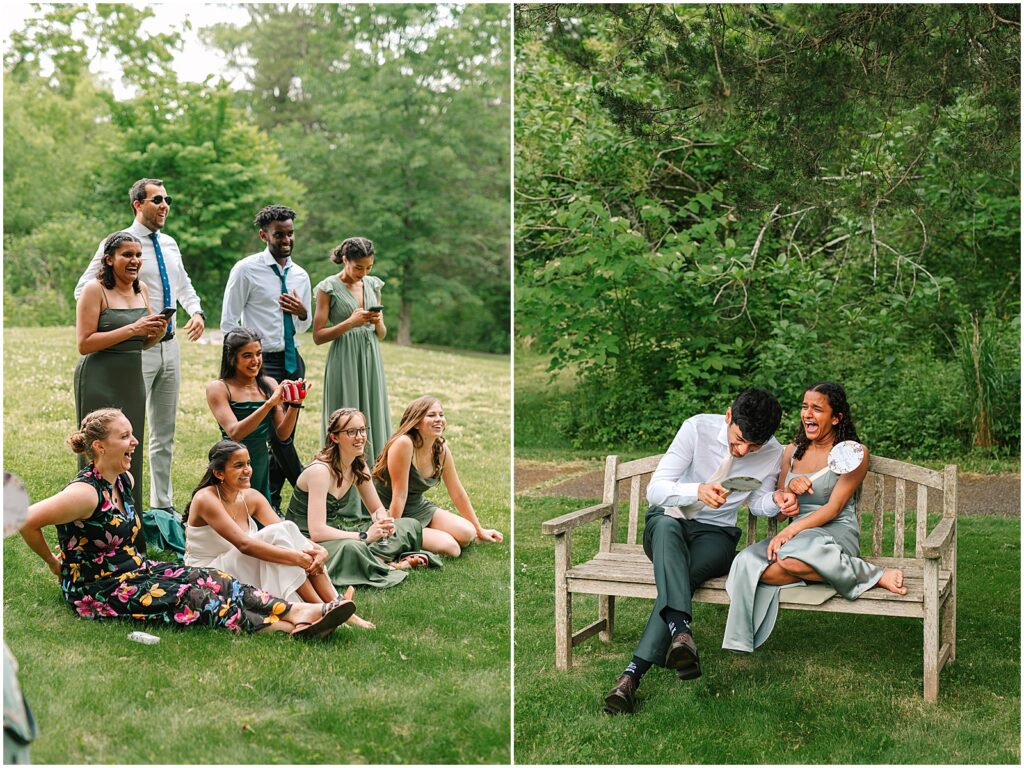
[
  {"xmin": 664, "ymin": 608, "xmax": 692, "ymax": 638},
  {"xmin": 623, "ymin": 656, "xmax": 652, "ymax": 683}
]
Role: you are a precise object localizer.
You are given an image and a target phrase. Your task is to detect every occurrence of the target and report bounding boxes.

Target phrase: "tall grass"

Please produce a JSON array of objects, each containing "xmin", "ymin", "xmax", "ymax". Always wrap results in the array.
[{"xmin": 3, "ymin": 327, "xmax": 511, "ymax": 764}]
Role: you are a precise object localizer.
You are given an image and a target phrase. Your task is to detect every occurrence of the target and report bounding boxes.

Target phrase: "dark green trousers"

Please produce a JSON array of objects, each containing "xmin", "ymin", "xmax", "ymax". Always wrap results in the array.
[{"xmin": 633, "ymin": 506, "xmax": 741, "ymax": 665}]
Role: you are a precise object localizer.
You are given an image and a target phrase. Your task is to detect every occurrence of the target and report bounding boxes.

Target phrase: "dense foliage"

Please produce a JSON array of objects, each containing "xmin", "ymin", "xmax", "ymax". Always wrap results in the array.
[
  {"xmin": 515, "ymin": 4, "xmax": 1020, "ymax": 458},
  {"xmin": 4, "ymin": 3, "xmax": 510, "ymax": 353}
]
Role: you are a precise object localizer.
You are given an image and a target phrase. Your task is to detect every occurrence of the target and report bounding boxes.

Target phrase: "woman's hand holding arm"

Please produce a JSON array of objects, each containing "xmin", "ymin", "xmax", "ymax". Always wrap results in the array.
[{"xmin": 441, "ymin": 446, "xmax": 503, "ymax": 543}]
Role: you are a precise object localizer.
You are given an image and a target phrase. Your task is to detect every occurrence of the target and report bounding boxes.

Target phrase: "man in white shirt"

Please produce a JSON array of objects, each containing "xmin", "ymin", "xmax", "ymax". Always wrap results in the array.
[
  {"xmin": 604, "ymin": 388, "xmax": 799, "ymax": 715},
  {"xmin": 220, "ymin": 204, "xmax": 311, "ymax": 511},
  {"xmin": 74, "ymin": 178, "xmax": 206, "ymax": 516}
]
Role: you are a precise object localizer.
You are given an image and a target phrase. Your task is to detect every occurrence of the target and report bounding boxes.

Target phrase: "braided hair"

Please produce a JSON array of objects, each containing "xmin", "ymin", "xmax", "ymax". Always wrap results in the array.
[
  {"xmin": 66, "ymin": 408, "xmax": 124, "ymax": 461},
  {"xmin": 97, "ymin": 232, "xmax": 143, "ymax": 292},
  {"xmin": 331, "ymin": 237, "xmax": 375, "ymax": 265},
  {"xmin": 793, "ymin": 381, "xmax": 860, "ymax": 460}
]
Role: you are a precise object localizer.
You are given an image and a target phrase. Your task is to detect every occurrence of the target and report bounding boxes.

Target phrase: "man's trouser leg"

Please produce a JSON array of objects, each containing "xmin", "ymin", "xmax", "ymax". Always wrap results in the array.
[
  {"xmin": 261, "ymin": 350, "xmax": 305, "ymax": 510},
  {"xmin": 142, "ymin": 339, "xmax": 179, "ymax": 510},
  {"xmin": 633, "ymin": 506, "xmax": 741, "ymax": 665}
]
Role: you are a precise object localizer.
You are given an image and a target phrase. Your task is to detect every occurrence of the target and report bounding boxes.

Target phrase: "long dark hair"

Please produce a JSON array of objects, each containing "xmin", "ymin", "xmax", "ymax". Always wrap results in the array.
[
  {"xmin": 183, "ymin": 440, "xmax": 247, "ymax": 524},
  {"xmin": 219, "ymin": 327, "xmax": 272, "ymax": 397},
  {"xmin": 793, "ymin": 381, "xmax": 860, "ymax": 460},
  {"xmin": 97, "ymin": 232, "xmax": 143, "ymax": 292},
  {"xmin": 373, "ymin": 396, "xmax": 446, "ymax": 483},
  {"xmin": 316, "ymin": 408, "xmax": 371, "ymax": 487}
]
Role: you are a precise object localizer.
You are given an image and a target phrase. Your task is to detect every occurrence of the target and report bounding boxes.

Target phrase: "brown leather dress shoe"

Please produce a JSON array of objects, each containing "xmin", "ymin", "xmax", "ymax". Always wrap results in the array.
[
  {"xmin": 603, "ymin": 674, "xmax": 638, "ymax": 715},
  {"xmin": 665, "ymin": 631, "xmax": 701, "ymax": 680}
]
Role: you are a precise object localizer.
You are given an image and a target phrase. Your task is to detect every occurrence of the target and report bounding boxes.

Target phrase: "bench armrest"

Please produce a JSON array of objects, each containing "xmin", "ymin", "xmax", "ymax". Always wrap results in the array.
[
  {"xmin": 541, "ymin": 503, "xmax": 613, "ymax": 536},
  {"xmin": 920, "ymin": 516, "xmax": 955, "ymax": 559}
]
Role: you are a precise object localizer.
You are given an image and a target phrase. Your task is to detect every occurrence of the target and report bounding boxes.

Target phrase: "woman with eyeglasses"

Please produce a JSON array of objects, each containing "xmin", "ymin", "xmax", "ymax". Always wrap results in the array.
[
  {"xmin": 373, "ymin": 397, "xmax": 504, "ymax": 558},
  {"xmin": 285, "ymin": 408, "xmax": 435, "ymax": 591},
  {"xmin": 311, "ymin": 237, "xmax": 391, "ymax": 462},
  {"xmin": 206, "ymin": 327, "xmax": 308, "ymax": 505},
  {"xmin": 74, "ymin": 231, "xmax": 170, "ymax": 513}
]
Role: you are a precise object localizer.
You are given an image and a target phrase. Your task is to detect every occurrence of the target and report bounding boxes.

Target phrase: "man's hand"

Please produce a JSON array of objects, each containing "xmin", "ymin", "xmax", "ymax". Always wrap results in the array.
[
  {"xmin": 184, "ymin": 312, "xmax": 205, "ymax": 342},
  {"xmin": 774, "ymin": 490, "xmax": 800, "ymax": 518},
  {"xmin": 697, "ymin": 482, "xmax": 729, "ymax": 509},
  {"xmin": 279, "ymin": 290, "xmax": 307, "ymax": 320}
]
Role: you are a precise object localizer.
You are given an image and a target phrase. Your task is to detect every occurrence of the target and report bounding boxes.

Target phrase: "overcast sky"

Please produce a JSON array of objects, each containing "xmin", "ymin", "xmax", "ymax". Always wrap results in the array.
[{"xmin": 2, "ymin": 2, "xmax": 251, "ymax": 97}]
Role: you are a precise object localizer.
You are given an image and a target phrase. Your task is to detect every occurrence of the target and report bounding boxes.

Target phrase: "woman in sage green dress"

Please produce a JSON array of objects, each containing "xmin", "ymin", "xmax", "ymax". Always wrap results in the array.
[
  {"xmin": 312, "ymin": 237, "xmax": 391, "ymax": 462},
  {"xmin": 206, "ymin": 328, "xmax": 306, "ymax": 505},
  {"xmin": 373, "ymin": 396, "xmax": 504, "ymax": 558},
  {"xmin": 722, "ymin": 382, "xmax": 908, "ymax": 653},
  {"xmin": 74, "ymin": 232, "xmax": 169, "ymax": 514},
  {"xmin": 286, "ymin": 408, "xmax": 437, "ymax": 591}
]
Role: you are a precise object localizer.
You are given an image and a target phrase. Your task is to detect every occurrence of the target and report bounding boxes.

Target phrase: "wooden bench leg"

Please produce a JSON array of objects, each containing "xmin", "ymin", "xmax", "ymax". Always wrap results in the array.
[
  {"xmin": 599, "ymin": 595, "xmax": 615, "ymax": 642},
  {"xmin": 923, "ymin": 559, "xmax": 940, "ymax": 702},
  {"xmin": 554, "ymin": 532, "xmax": 572, "ymax": 669}
]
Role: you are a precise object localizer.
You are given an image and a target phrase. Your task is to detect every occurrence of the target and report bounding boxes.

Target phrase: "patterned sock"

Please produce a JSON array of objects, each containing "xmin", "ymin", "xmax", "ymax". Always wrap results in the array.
[
  {"xmin": 664, "ymin": 608, "xmax": 692, "ymax": 638},
  {"xmin": 623, "ymin": 656, "xmax": 653, "ymax": 683}
]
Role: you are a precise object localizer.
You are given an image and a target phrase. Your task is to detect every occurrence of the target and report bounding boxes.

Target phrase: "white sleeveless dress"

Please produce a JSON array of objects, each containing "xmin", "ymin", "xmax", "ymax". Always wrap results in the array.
[{"xmin": 185, "ymin": 515, "xmax": 312, "ymax": 603}]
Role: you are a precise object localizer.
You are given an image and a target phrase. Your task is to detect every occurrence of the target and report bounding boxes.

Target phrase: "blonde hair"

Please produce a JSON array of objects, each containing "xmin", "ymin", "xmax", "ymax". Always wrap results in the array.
[
  {"xmin": 66, "ymin": 408, "xmax": 123, "ymax": 461},
  {"xmin": 316, "ymin": 408, "xmax": 371, "ymax": 487},
  {"xmin": 372, "ymin": 397, "xmax": 445, "ymax": 483}
]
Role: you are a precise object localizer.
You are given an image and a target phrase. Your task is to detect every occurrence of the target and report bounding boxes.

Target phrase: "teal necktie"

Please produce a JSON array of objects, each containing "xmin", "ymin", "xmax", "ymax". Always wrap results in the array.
[
  {"xmin": 269, "ymin": 263, "xmax": 297, "ymax": 371},
  {"xmin": 148, "ymin": 232, "xmax": 173, "ymax": 340}
]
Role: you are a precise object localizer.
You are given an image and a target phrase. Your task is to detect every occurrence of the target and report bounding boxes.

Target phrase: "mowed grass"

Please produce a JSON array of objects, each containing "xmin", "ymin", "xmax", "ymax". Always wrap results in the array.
[
  {"xmin": 3, "ymin": 326, "xmax": 511, "ymax": 764},
  {"xmin": 513, "ymin": 493, "xmax": 1021, "ymax": 764}
]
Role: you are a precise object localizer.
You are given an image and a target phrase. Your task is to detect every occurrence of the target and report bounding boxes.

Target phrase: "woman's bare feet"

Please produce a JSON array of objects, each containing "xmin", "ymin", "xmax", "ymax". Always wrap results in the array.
[
  {"xmin": 390, "ymin": 553, "xmax": 429, "ymax": 570},
  {"xmin": 346, "ymin": 613, "xmax": 376, "ymax": 629},
  {"xmin": 877, "ymin": 568, "xmax": 907, "ymax": 595}
]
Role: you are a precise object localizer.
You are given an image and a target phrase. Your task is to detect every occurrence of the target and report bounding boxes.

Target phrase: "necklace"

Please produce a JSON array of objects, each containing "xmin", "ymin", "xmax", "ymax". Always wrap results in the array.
[{"xmin": 215, "ymin": 485, "xmax": 244, "ymax": 506}]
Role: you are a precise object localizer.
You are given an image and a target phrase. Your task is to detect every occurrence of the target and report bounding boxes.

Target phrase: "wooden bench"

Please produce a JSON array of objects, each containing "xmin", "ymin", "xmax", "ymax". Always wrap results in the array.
[{"xmin": 541, "ymin": 454, "xmax": 958, "ymax": 701}]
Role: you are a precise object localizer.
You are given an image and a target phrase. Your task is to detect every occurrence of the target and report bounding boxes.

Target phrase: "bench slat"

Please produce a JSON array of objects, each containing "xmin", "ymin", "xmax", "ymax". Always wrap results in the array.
[{"xmin": 894, "ymin": 478, "xmax": 906, "ymax": 557}]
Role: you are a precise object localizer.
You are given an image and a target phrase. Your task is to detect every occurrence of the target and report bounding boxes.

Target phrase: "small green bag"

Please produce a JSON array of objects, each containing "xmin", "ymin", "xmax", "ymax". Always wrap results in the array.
[{"xmin": 141, "ymin": 508, "xmax": 186, "ymax": 560}]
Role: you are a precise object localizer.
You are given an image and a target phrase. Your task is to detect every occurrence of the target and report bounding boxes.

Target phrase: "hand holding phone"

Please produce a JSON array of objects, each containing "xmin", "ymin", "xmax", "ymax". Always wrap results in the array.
[
  {"xmin": 367, "ymin": 305, "xmax": 384, "ymax": 313},
  {"xmin": 160, "ymin": 307, "xmax": 176, "ymax": 320}
]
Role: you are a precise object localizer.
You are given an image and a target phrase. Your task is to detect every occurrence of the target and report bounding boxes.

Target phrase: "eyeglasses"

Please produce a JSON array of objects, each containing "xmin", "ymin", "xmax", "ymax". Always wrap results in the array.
[
  {"xmin": 336, "ymin": 427, "xmax": 368, "ymax": 438},
  {"xmin": 143, "ymin": 195, "xmax": 173, "ymax": 206}
]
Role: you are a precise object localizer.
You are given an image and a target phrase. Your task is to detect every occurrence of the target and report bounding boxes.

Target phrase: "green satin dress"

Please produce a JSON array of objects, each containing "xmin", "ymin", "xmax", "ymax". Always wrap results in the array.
[
  {"xmin": 219, "ymin": 381, "xmax": 272, "ymax": 504},
  {"xmin": 316, "ymin": 274, "xmax": 391, "ymax": 462},
  {"xmin": 374, "ymin": 461, "xmax": 442, "ymax": 527},
  {"xmin": 73, "ymin": 306, "xmax": 147, "ymax": 513}
]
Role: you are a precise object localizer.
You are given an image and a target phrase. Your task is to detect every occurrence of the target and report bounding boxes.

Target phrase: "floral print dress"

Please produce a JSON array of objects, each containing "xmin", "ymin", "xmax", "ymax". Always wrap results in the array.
[{"xmin": 56, "ymin": 466, "xmax": 290, "ymax": 632}]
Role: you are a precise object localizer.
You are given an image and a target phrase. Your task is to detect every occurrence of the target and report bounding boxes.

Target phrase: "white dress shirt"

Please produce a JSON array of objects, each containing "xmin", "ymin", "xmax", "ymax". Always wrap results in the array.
[
  {"xmin": 646, "ymin": 413, "xmax": 784, "ymax": 527},
  {"xmin": 220, "ymin": 249, "xmax": 312, "ymax": 352},
  {"xmin": 73, "ymin": 221, "xmax": 204, "ymax": 316}
]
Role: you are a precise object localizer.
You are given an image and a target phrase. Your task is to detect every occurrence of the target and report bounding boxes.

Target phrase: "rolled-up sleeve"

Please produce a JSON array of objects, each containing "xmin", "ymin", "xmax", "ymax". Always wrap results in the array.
[{"xmin": 647, "ymin": 419, "xmax": 700, "ymax": 508}]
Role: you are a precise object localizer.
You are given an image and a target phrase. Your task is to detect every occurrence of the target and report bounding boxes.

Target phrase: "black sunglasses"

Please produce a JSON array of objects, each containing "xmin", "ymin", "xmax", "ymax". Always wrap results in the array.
[{"xmin": 143, "ymin": 195, "xmax": 173, "ymax": 206}]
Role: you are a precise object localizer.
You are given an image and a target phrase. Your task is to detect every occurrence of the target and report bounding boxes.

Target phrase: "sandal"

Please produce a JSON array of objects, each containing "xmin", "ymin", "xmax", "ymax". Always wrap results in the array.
[
  {"xmin": 390, "ymin": 554, "xmax": 429, "ymax": 570},
  {"xmin": 291, "ymin": 598, "xmax": 356, "ymax": 640}
]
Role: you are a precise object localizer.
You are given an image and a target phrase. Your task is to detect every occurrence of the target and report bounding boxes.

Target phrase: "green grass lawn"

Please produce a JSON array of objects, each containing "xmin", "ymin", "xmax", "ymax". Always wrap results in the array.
[
  {"xmin": 3, "ymin": 326, "xmax": 511, "ymax": 764},
  {"xmin": 513, "ymin": 494, "xmax": 1021, "ymax": 764}
]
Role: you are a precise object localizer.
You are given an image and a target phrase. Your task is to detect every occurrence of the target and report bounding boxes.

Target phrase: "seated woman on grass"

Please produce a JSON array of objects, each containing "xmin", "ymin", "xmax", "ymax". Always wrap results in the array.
[
  {"xmin": 373, "ymin": 396, "xmax": 503, "ymax": 557},
  {"xmin": 285, "ymin": 407, "xmax": 436, "ymax": 590},
  {"xmin": 184, "ymin": 440, "xmax": 373, "ymax": 628},
  {"xmin": 20, "ymin": 408, "xmax": 354, "ymax": 639}
]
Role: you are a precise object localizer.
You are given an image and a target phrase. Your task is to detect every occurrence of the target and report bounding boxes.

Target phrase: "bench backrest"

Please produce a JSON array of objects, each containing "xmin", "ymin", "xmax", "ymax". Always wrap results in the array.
[{"xmin": 600, "ymin": 454, "xmax": 957, "ymax": 559}]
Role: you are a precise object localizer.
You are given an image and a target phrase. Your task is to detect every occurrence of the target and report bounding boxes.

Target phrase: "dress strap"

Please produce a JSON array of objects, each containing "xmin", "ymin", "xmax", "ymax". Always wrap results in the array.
[
  {"xmin": 221, "ymin": 379, "xmax": 233, "ymax": 401},
  {"xmin": 99, "ymin": 285, "xmax": 110, "ymax": 311}
]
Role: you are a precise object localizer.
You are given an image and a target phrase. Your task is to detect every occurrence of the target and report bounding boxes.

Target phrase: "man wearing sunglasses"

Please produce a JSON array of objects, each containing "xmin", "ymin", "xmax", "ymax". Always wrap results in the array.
[{"xmin": 74, "ymin": 178, "xmax": 206, "ymax": 524}]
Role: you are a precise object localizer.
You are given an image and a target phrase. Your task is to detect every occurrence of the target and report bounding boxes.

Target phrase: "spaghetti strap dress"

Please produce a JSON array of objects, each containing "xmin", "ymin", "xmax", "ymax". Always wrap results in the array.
[
  {"xmin": 219, "ymin": 381, "xmax": 273, "ymax": 504},
  {"xmin": 373, "ymin": 459, "xmax": 444, "ymax": 527},
  {"xmin": 722, "ymin": 453, "xmax": 884, "ymax": 652},
  {"xmin": 184, "ymin": 492, "xmax": 313, "ymax": 602},
  {"xmin": 57, "ymin": 466, "xmax": 289, "ymax": 632},
  {"xmin": 316, "ymin": 274, "xmax": 391, "ymax": 462},
  {"xmin": 73, "ymin": 294, "xmax": 147, "ymax": 514}
]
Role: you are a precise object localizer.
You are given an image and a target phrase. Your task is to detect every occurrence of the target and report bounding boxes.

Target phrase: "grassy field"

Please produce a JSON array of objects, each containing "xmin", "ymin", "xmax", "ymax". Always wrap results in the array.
[
  {"xmin": 514, "ymin": 495, "xmax": 1021, "ymax": 764},
  {"xmin": 3, "ymin": 326, "xmax": 511, "ymax": 764}
]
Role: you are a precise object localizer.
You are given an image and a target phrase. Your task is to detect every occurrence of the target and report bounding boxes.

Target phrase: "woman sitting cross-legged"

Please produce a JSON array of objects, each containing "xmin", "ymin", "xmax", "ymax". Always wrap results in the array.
[
  {"xmin": 373, "ymin": 396, "xmax": 503, "ymax": 557},
  {"xmin": 184, "ymin": 440, "xmax": 374, "ymax": 628},
  {"xmin": 285, "ymin": 407, "xmax": 438, "ymax": 590},
  {"xmin": 19, "ymin": 408, "xmax": 355, "ymax": 639},
  {"xmin": 722, "ymin": 382, "xmax": 907, "ymax": 653}
]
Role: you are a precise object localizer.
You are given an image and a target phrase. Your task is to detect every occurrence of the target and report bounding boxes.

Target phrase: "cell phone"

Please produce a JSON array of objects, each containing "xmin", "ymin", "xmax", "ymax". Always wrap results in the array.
[
  {"xmin": 160, "ymin": 307, "xmax": 175, "ymax": 319},
  {"xmin": 367, "ymin": 305, "xmax": 384, "ymax": 312}
]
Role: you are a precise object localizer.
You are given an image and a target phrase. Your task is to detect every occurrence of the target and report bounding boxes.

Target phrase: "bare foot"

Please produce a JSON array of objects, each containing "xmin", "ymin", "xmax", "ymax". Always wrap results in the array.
[
  {"xmin": 878, "ymin": 568, "xmax": 907, "ymax": 595},
  {"xmin": 390, "ymin": 554, "xmax": 429, "ymax": 570},
  {"xmin": 342, "ymin": 586, "xmax": 356, "ymax": 601},
  {"xmin": 346, "ymin": 613, "xmax": 376, "ymax": 630}
]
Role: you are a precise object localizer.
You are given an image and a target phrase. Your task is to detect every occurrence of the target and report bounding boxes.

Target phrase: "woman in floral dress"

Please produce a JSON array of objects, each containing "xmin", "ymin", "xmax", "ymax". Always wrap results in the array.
[{"xmin": 19, "ymin": 408, "xmax": 355, "ymax": 639}]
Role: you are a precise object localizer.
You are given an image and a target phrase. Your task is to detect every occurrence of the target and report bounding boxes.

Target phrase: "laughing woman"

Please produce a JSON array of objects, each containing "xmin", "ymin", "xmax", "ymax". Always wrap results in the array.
[
  {"xmin": 20, "ymin": 409, "xmax": 357, "ymax": 639},
  {"xmin": 74, "ymin": 232, "xmax": 169, "ymax": 513},
  {"xmin": 373, "ymin": 397, "xmax": 503, "ymax": 558},
  {"xmin": 722, "ymin": 382, "xmax": 907, "ymax": 653}
]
